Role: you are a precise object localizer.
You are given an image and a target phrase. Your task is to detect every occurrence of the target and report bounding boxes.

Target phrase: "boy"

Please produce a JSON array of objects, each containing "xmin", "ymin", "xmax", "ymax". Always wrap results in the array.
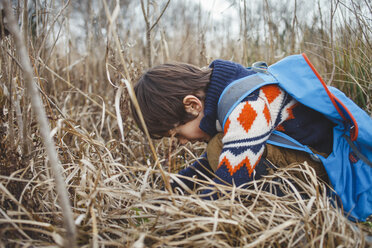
[{"xmin": 131, "ymin": 59, "xmax": 333, "ymax": 196}]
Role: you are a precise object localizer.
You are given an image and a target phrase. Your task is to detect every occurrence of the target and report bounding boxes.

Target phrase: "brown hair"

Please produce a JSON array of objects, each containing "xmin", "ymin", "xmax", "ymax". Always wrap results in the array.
[{"xmin": 130, "ymin": 63, "xmax": 212, "ymax": 139}]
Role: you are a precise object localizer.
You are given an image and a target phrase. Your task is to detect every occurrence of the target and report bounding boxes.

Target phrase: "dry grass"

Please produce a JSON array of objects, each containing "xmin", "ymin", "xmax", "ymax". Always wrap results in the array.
[{"xmin": 0, "ymin": 0, "xmax": 371, "ymax": 247}]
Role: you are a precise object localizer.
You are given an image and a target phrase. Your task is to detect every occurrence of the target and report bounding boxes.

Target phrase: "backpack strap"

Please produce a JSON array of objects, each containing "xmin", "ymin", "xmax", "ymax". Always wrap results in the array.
[
  {"xmin": 343, "ymin": 134, "xmax": 372, "ymax": 167},
  {"xmin": 268, "ymin": 131, "xmax": 321, "ymax": 162},
  {"xmin": 217, "ymin": 63, "xmax": 277, "ymax": 129}
]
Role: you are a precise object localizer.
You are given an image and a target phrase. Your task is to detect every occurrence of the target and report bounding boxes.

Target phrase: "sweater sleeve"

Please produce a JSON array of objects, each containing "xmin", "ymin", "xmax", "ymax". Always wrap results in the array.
[
  {"xmin": 201, "ymin": 85, "xmax": 297, "ymax": 197},
  {"xmin": 170, "ymin": 152, "xmax": 215, "ymax": 192}
]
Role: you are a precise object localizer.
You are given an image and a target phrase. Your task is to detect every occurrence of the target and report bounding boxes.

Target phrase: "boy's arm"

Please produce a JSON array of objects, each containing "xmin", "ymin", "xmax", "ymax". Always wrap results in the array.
[
  {"xmin": 170, "ymin": 152, "xmax": 215, "ymax": 191},
  {"xmin": 202, "ymin": 86, "xmax": 294, "ymax": 198}
]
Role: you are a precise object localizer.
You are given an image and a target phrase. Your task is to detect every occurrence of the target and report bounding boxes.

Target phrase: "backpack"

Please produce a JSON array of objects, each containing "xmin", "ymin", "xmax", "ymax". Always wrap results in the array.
[{"xmin": 217, "ymin": 53, "xmax": 372, "ymax": 221}]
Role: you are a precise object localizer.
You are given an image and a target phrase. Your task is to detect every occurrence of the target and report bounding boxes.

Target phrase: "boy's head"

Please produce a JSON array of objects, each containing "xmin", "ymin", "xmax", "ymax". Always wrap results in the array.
[{"xmin": 131, "ymin": 63, "xmax": 212, "ymax": 141}]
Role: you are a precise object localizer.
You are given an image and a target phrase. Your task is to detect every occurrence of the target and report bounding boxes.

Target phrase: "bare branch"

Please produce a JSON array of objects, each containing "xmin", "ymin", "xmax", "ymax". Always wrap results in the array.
[
  {"xmin": 36, "ymin": 0, "xmax": 71, "ymax": 61},
  {"xmin": 327, "ymin": 0, "xmax": 339, "ymax": 85},
  {"xmin": 140, "ymin": 0, "xmax": 149, "ymax": 25},
  {"xmin": 3, "ymin": 1, "xmax": 76, "ymax": 247},
  {"xmin": 149, "ymin": 0, "xmax": 171, "ymax": 32}
]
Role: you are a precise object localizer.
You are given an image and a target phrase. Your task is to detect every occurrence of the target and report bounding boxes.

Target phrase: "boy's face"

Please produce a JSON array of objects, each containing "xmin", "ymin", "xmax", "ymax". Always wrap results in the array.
[
  {"xmin": 169, "ymin": 95, "xmax": 210, "ymax": 145},
  {"xmin": 170, "ymin": 110, "xmax": 210, "ymax": 145}
]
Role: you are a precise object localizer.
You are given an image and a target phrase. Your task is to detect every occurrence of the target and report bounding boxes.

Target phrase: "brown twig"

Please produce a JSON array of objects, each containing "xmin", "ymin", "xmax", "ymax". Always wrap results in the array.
[
  {"xmin": 3, "ymin": 1, "xmax": 76, "ymax": 247},
  {"xmin": 141, "ymin": 0, "xmax": 171, "ymax": 67},
  {"xmin": 327, "ymin": 0, "xmax": 339, "ymax": 85},
  {"xmin": 35, "ymin": 0, "xmax": 71, "ymax": 62}
]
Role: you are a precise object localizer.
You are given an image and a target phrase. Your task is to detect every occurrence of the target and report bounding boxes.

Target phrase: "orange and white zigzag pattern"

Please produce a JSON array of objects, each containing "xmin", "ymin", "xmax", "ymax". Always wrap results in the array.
[{"xmin": 218, "ymin": 85, "xmax": 297, "ymax": 176}]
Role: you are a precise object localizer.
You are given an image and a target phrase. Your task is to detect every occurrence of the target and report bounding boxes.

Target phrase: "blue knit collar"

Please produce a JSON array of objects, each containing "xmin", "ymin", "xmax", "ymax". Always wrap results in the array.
[{"xmin": 199, "ymin": 59, "xmax": 255, "ymax": 136}]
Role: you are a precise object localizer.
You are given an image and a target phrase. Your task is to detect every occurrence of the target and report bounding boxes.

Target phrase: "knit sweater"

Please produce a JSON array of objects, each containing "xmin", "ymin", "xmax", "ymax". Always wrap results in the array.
[{"xmin": 171, "ymin": 59, "xmax": 333, "ymax": 194}]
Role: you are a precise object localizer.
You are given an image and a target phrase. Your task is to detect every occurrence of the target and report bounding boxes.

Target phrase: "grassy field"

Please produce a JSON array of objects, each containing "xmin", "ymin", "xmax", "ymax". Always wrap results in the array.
[{"xmin": 0, "ymin": 0, "xmax": 371, "ymax": 247}]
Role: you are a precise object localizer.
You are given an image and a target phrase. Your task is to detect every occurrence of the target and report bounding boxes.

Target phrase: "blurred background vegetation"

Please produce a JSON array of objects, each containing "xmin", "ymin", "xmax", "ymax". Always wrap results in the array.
[
  {"xmin": 0, "ymin": 0, "xmax": 371, "ymax": 246},
  {"xmin": 4, "ymin": 0, "xmax": 371, "ymax": 113}
]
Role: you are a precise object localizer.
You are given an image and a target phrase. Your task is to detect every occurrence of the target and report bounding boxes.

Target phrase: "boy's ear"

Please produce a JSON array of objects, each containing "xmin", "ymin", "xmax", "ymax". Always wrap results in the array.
[{"xmin": 183, "ymin": 95, "xmax": 203, "ymax": 115}]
